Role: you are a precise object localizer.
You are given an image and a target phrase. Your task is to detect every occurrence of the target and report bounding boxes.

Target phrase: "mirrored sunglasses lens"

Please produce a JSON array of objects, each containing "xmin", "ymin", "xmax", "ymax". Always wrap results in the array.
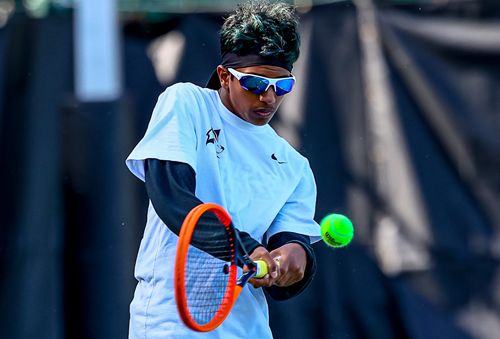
[
  {"xmin": 275, "ymin": 79, "xmax": 295, "ymax": 96},
  {"xmin": 239, "ymin": 76, "xmax": 269, "ymax": 94}
]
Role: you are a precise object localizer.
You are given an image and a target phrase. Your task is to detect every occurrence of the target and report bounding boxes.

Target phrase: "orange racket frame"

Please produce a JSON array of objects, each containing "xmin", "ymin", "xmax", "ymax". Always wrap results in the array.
[{"xmin": 174, "ymin": 203, "xmax": 240, "ymax": 332}]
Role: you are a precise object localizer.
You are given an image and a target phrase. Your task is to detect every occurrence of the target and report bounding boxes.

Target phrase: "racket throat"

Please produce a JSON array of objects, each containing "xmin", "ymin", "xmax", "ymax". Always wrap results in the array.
[{"xmin": 237, "ymin": 264, "xmax": 258, "ymax": 287}]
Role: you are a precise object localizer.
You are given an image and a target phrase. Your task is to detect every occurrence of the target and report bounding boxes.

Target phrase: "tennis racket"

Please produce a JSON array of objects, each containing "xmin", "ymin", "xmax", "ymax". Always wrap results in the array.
[{"xmin": 174, "ymin": 203, "xmax": 272, "ymax": 332}]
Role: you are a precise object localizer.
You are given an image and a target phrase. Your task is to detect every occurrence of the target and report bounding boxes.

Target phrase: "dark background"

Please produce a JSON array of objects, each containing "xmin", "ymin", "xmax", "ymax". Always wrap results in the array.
[{"xmin": 1, "ymin": 0, "xmax": 499, "ymax": 338}]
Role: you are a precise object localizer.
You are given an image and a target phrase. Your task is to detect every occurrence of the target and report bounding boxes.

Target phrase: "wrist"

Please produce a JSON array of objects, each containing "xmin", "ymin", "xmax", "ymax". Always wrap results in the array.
[{"xmin": 284, "ymin": 240, "xmax": 309, "ymax": 261}]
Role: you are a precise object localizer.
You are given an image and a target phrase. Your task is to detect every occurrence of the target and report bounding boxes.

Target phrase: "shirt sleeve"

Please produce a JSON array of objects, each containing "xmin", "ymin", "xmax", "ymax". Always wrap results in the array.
[
  {"xmin": 126, "ymin": 83, "xmax": 199, "ymax": 182},
  {"xmin": 145, "ymin": 159, "xmax": 263, "ymax": 261},
  {"xmin": 265, "ymin": 160, "xmax": 322, "ymax": 244}
]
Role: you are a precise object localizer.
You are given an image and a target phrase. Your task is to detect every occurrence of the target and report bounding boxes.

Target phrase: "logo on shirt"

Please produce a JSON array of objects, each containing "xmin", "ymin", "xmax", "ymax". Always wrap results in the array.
[
  {"xmin": 206, "ymin": 128, "xmax": 225, "ymax": 157},
  {"xmin": 271, "ymin": 153, "xmax": 287, "ymax": 164}
]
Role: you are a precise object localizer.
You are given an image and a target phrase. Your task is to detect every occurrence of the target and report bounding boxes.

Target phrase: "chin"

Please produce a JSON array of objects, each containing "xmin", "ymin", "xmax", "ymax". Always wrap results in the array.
[{"xmin": 252, "ymin": 119, "xmax": 271, "ymax": 126}]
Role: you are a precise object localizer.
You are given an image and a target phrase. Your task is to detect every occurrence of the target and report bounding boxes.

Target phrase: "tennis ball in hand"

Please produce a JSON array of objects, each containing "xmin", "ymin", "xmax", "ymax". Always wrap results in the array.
[{"xmin": 320, "ymin": 214, "xmax": 354, "ymax": 247}]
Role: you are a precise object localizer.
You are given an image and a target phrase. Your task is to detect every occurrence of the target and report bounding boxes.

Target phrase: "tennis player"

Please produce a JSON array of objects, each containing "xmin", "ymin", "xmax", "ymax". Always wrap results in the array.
[{"xmin": 126, "ymin": 1, "xmax": 321, "ymax": 338}]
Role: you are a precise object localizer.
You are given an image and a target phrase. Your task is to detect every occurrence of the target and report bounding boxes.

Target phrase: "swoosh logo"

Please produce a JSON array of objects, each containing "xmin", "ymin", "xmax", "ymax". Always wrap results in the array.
[{"xmin": 271, "ymin": 153, "xmax": 287, "ymax": 164}]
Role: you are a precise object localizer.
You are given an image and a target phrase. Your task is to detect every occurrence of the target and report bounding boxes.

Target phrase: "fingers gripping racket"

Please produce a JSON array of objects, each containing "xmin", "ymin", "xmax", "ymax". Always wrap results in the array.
[{"xmin": 174, "ymin": 203, "xmax": 271, "ymax": 332}]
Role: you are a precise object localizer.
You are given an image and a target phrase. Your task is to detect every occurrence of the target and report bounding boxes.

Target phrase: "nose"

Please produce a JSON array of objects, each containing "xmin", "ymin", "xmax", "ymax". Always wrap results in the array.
[{"xmin": 259, "ymin": 86, "xmax": 277, "ymax": 104}]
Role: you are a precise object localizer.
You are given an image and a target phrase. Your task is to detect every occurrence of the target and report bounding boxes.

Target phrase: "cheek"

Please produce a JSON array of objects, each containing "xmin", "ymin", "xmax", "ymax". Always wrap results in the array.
[
  {"xmin": 234, "ymin": 89, "xmax": 254, "ymax": 107},
  {"xmin": 230, "ymin": 82, "xmax": 245, "ymax": 99}
]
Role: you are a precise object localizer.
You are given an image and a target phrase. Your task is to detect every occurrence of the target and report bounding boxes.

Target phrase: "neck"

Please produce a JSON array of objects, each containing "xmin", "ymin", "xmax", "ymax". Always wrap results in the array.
[{"xmin": 218, "ymin": 88, "xmax": 236, "ymax": 116}]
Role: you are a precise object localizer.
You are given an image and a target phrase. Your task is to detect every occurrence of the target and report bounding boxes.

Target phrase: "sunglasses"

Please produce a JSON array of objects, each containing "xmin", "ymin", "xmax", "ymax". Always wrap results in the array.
[{"xmin": 227, "ymin": 68, "xmax": 296, "ymax": 96}]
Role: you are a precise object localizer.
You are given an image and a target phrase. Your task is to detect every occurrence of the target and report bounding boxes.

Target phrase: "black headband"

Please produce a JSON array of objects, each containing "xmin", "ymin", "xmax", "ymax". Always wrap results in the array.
[
  {"xmin": 206, "ymin": 44, "xmax": 292, "ymax": 90},
  {"xmin": 221, "ymin": 50, "xmax": 292, "ymax": 72}
]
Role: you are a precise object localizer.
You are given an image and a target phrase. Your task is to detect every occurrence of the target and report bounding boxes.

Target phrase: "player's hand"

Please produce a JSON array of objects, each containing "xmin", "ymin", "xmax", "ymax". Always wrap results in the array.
[
  {"xmin": 247, "ymin": 246, "xmax": 280, "ymax": 288},
  {"xmin": 269, "ymin": 243, "xmax": 307, "ymax": 287}
]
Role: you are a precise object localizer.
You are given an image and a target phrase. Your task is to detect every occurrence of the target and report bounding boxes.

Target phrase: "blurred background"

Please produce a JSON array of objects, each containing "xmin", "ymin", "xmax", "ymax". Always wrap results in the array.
[{"xmin": 0, "ymin": 0, "xmax": 499, "ymax": 338}]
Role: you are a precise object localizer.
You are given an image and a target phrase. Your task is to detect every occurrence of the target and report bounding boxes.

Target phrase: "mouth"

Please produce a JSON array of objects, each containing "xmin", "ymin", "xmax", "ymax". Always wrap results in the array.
[{"xmin": 254, "ymin": 109, "xmax": 273, "ymax": 117}]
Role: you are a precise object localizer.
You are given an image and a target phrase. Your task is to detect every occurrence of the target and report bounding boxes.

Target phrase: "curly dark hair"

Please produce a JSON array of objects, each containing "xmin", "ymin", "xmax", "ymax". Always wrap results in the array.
[{"xmin": 219, "ymin": 1, "xmax": 301, "ymax": 69}]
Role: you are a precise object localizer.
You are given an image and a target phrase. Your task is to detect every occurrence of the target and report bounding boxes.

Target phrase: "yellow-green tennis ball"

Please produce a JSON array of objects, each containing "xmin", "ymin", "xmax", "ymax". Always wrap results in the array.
[{"xmin": 320, "ymin": 214, "xmax": 354, "ymax": 247}]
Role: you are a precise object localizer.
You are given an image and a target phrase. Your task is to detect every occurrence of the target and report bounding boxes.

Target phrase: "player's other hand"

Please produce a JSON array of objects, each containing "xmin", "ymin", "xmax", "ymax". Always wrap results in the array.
[
  {"xmin": 269, "ymin": 243, "xmax": 307, "ymax": 287},
  {"xmin": 248, "ymin": 246, "xmax": 280, "ymax": 288}
]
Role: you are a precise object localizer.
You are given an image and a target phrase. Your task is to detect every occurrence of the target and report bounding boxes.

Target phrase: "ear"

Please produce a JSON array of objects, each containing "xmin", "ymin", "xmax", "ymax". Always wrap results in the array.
[{"xmin": 217, "ymin": 65, "xmax": 230, "ymax": 90}]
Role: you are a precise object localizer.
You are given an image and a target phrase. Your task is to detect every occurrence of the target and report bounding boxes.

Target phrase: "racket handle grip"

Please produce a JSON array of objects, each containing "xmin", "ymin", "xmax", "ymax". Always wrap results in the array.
[{"xmin": 255, "ymin": 260, "xmax": 280, "ymax": 279}]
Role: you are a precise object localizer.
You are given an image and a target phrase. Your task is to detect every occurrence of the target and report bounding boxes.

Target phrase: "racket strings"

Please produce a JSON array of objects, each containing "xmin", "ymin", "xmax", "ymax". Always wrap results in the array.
[
  {"xmin": 189, "ymin": 212, "xmax": 232, "ymax": 262},
  {"xmin": 184, "ymin": 244, "xmax": 233, "ymax": 325}
]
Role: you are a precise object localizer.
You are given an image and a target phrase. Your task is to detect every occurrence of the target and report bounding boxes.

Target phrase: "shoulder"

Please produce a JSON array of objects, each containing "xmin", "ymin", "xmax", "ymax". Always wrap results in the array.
[
  {"xmin": 267, "ymin": 128, "xmax": 305, "ymax": 158},
  {"xmin": 161, "ymin": 82, "xmax": 214, "ymax": 102},
  {"xmin": 266, "ymin": 128, "xmax": 311, "ymax": 170},
  {"xmin": 157, "ymin": 83, "xmax": 219, "ymax": 116},
  {"xmin": 153, "ymin": 83, "xmax": 217, "ymax": 120}
]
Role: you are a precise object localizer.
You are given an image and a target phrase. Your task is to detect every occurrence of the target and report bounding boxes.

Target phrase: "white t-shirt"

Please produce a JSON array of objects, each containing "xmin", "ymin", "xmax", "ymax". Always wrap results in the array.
[{"xmin": 126, "ymin": 82, "xmax": 321, "ymax": 339}]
